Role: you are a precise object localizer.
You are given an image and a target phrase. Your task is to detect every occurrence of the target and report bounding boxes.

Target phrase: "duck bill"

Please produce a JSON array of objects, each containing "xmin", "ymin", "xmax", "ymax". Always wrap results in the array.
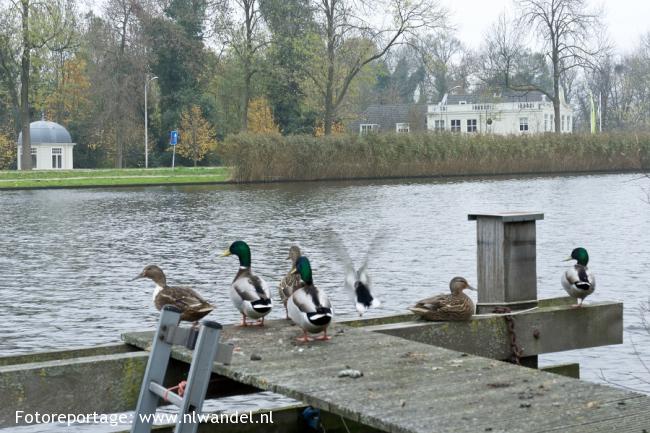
[
  {"xmin": 220, "ymin": 249, "xmax": 232, "ymax": 257},
  {"xmin": 467, "ymin": 285, "xmax": 477, "ymax": 291},
  {"xmin": 562, "ymin": 256, "xmax": 573, "ymax": 261},
  {"xmin": 130, "ymin": 272, "xmax": 144, "ymax": 281},
  {"xmin": 290, "ymin": 267, "xmax": 297, "ymax": 274}
]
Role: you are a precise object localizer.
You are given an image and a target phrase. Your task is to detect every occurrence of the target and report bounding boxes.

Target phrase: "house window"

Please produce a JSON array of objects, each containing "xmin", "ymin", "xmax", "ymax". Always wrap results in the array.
[
  {"xmin": 434, "ymin": 120, "xmax": 445, "ymax": 131},
  {"xmin": 52, "ymin": 147, "xmax": 62, "ymax": 169},
  {"xmin": 544, "ymin": 114, "xmax": 548, "ymax": 131},
  {"xmin": 396, "ymin": 123, "xmax": 410, "ymax": 133},
  {"xmin": 561, "ymin": 115, "xmax": 565, "ymax": 132},
  {"xmin": 466, "ymin": 119, "xmax": 477, "ymax": 133},
  {"xmin": 360, "ymin": 124, "xmax": 379, "ymax": 134},
  {"xmin": 31, "ymin": 148, "xmax": 37, "ymax": 169},
  {"xmin": 519, "ymin": 117, "xmax": 529, "ymax": 132},
  {"xmin": 567, "ymin": 116, "xmax": 571, "ymax": 131},
  {"xmin": 450, "ymin": 119, "xmax": 461, "ymax": 132}
]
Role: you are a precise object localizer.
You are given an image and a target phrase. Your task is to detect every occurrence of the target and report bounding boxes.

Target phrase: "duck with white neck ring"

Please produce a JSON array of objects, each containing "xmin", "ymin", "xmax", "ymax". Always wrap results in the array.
[
  {"xmin": 221, "ymin": 240, "xmax": 273, "ymax": 326},
  {"xmin": 131, "ymin": 265, "xmax": 215, "ymax": 324},
  {"xmin": 561, "ymin": 247, "xmax": 596, "ymax": 307},
  {"xmin": 287, "ymin": 256, "xmax": 334, "ymax": 343}
]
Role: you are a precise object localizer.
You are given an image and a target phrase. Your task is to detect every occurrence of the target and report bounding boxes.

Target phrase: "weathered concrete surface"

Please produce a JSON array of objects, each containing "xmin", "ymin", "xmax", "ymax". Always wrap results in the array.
[
  {"xmin": 0, "ymin": 351, "xmax": 148, "ymax": 427},
  {"xmin": 0, "ymin": 343, "xmax": 137, "ymax": 366},
  {"xmin": 123, "ymin": 320, "xmax": 650, "ymax": 433},
  {"xmin": 359, "ymin": 300, "xmax": 623, "ymax": 359}
]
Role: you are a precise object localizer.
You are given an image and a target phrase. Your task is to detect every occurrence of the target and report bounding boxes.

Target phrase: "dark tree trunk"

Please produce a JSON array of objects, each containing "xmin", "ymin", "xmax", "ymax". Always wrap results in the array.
[
  {"xmin": 323, "ymin": 0, "xmax": 336, "ymax": 135},
  {"xmin": 20, "ymin": 0, "xmax": 32, "ymax": 170}
]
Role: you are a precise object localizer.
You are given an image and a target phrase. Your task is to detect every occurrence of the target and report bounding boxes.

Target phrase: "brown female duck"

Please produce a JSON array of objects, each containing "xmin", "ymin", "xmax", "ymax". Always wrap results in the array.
[
  {"xmin": 132, "ymin": 265, "xmax": 215, "ymax": 323},
  {"xmin": 278, "ymin": 245, "xmax": 303, "ymax": 319},
  {"xmin": 409, "ymin": 276, "xmax": 476, "ymax": 321}
]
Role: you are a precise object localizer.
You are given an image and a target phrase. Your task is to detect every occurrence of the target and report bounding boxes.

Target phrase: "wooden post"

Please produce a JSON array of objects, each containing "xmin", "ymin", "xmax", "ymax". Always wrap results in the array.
[
  {"xmin": 468, "ymin": 212, "xmax": 543, "ymax": 368},
  {"xmin": 468, "ymin": 212, "xmax": 543, "ymax": 314}
]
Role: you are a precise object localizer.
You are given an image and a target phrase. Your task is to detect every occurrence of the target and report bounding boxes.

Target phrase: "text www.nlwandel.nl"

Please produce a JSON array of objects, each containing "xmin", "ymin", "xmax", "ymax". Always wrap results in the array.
[{"xmin": 15, "ymin": 410, "xmax": 274, "ymax": 427}]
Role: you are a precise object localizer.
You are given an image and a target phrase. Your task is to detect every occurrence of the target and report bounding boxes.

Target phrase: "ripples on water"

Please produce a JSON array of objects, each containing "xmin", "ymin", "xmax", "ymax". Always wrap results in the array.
[{"xmin": 1, "ymin": 173, "xmax": 649, "ymax": 394}]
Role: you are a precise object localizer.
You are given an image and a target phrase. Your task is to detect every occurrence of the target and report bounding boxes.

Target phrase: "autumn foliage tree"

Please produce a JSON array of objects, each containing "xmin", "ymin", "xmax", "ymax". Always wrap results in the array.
[
  {"xmin": 0, "ymin": 127, "xmax": 16, "ymax": 169},
  {"xmin": 177, "ymin": 105, "xmax": 216, "ymax": 166},
  {"xmin": 247, "ymin": 97, "xmax": 279, "ymax": 134}
]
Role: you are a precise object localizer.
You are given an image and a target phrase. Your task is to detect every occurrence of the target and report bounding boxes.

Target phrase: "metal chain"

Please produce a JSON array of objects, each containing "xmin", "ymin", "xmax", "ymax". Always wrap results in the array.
[{"xmin": 493, "ymin": 306, "xmax": 524, "ymax": 365}]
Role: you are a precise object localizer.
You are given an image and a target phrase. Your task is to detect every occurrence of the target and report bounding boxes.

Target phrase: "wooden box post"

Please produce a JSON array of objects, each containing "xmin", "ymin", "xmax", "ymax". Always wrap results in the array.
[
  {"xmin": 468, "ymin": 212, "xmax": 543, "ymax": 314},
  {"xmin": 468, "ymin": 212, "xmax": 544, "ymax": 368}
]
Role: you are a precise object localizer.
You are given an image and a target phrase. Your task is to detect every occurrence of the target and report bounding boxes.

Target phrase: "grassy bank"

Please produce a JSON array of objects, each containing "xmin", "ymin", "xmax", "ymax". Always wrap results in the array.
[
  {"xmin": 0, "ymin": 167, "xmax": 232, "ymax": 189},
  {"xmin": 220, "ymin": 132, "xmax": 650, "ymax": 182}
]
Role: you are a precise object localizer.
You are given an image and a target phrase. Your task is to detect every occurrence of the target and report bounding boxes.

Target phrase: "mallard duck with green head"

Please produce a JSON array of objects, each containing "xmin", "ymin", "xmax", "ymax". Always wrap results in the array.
[
  {"xmin": 409, "ymin": 276, "xmax": 476, "ymax": 321},
  {"xmin": 278, "ymin": 245, "xmax": 303, "ymax": 319},
  {"xmin": 132, "ymin": 265, "xmax": 215, "ymax": 324},
  {"xmin": 287, "ymin": 256, "xmax": 334, "ymax": 342},
  {"xmin": 561, "ymin": 247, "xmax": 595, "ymax": 307},
  {"xmin": 221, "ymin": 240, "xmax": 273, "ymax": 326}
]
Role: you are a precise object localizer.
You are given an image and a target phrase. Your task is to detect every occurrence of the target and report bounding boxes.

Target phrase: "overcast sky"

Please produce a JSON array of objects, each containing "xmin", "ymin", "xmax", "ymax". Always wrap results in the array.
[{"xmin": 441, "ymin": 0, "xmax": 650, "ymax": 53}]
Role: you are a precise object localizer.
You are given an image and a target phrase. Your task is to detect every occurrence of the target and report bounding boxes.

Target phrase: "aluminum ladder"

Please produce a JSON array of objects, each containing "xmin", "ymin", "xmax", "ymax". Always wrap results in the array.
[{"xmin": 131, "ymin": 305, "xmax": 233, "ymax": 433}]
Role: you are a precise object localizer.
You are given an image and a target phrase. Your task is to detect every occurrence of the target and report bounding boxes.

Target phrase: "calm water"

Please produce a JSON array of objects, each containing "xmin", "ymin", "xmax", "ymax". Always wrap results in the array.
[{"xmin": 1, "ymin": 173, "xmax": 649, "ymax": 394}]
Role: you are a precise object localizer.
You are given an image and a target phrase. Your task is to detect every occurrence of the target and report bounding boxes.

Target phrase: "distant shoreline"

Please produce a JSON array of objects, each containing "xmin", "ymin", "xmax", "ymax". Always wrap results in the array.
[{"xmin": 1, "ymin": 167, "xmax": 646, "ymax": 191}]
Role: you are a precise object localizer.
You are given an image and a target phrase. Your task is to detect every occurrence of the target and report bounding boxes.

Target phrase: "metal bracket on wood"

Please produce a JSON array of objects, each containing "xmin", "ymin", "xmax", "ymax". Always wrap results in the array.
[{"xmin": 131, "ymin": 305, "xmax": 230, "ymax": 433}]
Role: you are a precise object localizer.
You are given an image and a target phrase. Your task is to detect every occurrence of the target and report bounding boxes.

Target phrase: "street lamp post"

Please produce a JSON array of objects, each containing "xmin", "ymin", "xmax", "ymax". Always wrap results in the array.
[{"xmin": 144, "ymin": 75, "xmax": 158, "ymax": 169}]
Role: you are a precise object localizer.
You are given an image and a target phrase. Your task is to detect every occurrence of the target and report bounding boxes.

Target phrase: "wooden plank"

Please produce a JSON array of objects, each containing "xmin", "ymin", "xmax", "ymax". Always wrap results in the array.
[
  {"xmin": 361, "ymin": 301, "xmax": 622, "ymax": 359},
  {"xmin": 122, "ymin": 319, "xmax": 650, "ymax": 433}
]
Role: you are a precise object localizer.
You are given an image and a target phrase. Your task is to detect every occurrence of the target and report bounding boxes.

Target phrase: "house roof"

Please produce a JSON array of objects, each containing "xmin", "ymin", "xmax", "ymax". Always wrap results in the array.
[
  {"xmin": 443, "ymin": 90, "xmax": 548, "ymax": 105},
  {"xmin": 17, "ymin": 120, "xmax": 73, "ymax": 145},
  {"xmin": 349, "ymin": 104, "xmax": 427, "ymax": 131}
]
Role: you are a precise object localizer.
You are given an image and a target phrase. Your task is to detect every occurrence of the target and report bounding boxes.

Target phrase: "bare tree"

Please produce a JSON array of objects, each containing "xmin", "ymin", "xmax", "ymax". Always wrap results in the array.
[
  {"xmin": 515, "ymin": 0, "xmax": 605, "ymax": 133},
  {"xmin": 306, "ymin": 0, "xmax": 448, "ymax": 134},
  {"xmin": 479, "ymin": 12, "xmax": 526, "ymax": 89},
  {"xmin": 212, "ymin": 0, "xmax": 269, "ymax": 131},
  {"xmin": 417, "ymin": 31, "xmax": 462, "ymax": 101}
]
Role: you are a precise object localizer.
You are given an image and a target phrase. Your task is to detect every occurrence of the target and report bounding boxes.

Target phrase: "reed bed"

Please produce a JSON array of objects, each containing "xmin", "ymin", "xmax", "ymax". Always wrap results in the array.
[{"xmin": 219, "ymin": 132, "xmax": 650, "ymax": 182}]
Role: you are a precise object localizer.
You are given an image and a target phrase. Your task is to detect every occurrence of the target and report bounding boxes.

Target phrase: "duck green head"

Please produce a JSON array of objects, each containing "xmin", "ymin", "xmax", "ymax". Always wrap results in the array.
[
  {"xmin": 292, "ymin": 256, "xmax": 313, "ymax": 285},
  {"xmin": 221, "ymin": 240, "xmax": 251, "ymax": 267},
  {"xmin": 565, "ymin": 247, "xmax": 589, "ymax": 266}
]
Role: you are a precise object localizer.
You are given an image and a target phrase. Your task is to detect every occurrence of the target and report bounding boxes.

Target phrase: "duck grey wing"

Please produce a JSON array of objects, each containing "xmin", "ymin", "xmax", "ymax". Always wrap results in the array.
[
  {"xmin": 325, "ymin": 228, "xmax": 355, "ymax": 268},
  {"xmin": 361, "ymin": 230, "xmax": 387, "ymax": 270},
  {"xmin": 573, "ymin": 265, "xmax": 593, "ymax": 290},
  {"xmin": 291, "ymin": 287, "xmax": 318, "ymax": 313},
  {"xmin": 248, "ymin": 275, "xmax": 269, "ymax": 299},
  {"xmin": 358, "ymin": 262, "xmax": 371, "ymax": 288}
]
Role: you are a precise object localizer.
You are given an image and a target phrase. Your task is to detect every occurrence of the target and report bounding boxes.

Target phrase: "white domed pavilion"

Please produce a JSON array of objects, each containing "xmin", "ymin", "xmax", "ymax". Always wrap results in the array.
[{"xmin": 17, "ymin": 118, "xmax": 76, "ymax": 170}]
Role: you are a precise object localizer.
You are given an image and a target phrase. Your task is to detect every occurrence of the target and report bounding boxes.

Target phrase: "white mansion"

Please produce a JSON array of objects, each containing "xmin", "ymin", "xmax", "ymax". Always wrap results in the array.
[{"xmin": 427, "ymin": 90, "xmax": 574, "ymax": 134}]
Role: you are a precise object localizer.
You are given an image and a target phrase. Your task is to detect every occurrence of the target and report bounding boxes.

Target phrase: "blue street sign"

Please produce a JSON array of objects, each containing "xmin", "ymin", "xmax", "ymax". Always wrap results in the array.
[{"xmin": 170, "ymin": 130, "xmax": 178, "ymax": 146}]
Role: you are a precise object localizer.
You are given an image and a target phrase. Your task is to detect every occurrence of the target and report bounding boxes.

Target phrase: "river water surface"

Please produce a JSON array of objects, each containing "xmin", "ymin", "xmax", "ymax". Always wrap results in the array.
[{"xmin": 1, "ymin": 173, "xmax": 649, "ymax": 394}]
